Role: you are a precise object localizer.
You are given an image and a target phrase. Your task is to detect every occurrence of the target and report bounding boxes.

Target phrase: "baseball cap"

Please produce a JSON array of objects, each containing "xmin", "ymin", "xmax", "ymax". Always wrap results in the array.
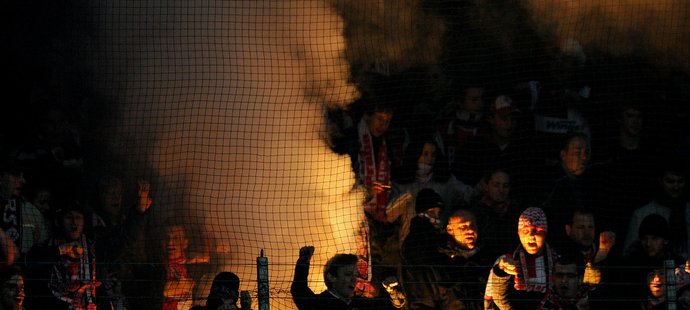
[{"xmin": 490, "ymin": 95, "xmax": 520, "ymax": 116}]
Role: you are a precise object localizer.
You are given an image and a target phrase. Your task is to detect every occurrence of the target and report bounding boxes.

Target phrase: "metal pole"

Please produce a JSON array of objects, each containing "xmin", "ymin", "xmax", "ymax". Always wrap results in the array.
[
  {"xmin": 666, "ymin": 259, "xmax": 677, "ymax": 310},
  {"xmin": 257, "ymin": 249, "xmax": 270, "ymax": 310}
]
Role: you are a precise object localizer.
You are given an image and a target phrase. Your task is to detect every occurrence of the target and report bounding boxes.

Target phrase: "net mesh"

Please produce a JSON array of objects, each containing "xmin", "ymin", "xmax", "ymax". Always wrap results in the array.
[{"xmin": 4, "ymin": 0, "xmax": 690, "ymax": 309}]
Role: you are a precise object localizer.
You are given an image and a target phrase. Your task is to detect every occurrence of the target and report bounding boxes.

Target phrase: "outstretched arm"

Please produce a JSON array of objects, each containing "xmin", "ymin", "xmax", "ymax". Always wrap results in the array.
[
  {"xmin": 291, "ymin": 246, "xmax": 316, "ymax": 309},
  {"xmin": 136, "ymin": 180, "xmax": 153, "ymax": 214},
  {"xmin": 593, "ymin": 231, "xmax": 615, "ymax": 264},
  {"xmin": 486, "ymin": 256, "xmax": 517, "ymax": 310}
]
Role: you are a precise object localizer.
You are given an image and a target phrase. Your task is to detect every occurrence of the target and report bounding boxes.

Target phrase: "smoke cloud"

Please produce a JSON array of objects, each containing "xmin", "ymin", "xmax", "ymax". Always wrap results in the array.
[
  {"xmin": 78, "ymin": 0, "xmax": 690, "ymax": 308},
  {"xmin": 525, "ymin": 0, "xmax": 690, "ymax": 70},
  {"xmin": 333, "ymin": 0, "xmax": 446, "ymax": 74},
  {"xmin": 86, "ymin": 1, "xmax": 361, "ymax": 308}
]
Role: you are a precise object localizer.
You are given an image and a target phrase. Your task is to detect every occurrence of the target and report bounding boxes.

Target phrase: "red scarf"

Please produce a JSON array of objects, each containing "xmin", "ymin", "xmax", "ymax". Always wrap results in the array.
[
  {"xmin": 49, "ymin": 235, "xmax": 99, "ymax": 310},
  {"xmin": 358, "ymin": 119, "xmax": 390, "ymax": 222},
  {"xmin": 164, "ymin": 255, "xmax": 189, "ymax": 310},
  {"xmin": 509, "ymin": 244, "xmax": 555, "ymax": 293}
]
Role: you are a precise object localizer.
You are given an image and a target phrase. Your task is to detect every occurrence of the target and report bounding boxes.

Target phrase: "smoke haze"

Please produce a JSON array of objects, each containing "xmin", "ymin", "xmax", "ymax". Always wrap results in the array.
[
  {"xmin": 334, "ymin": 0, "xmax": 446, "ymax": 74},
  {"xmin": 78, "ymin": 0, "xmax": 690, "ymax": 308},
  {"xmin": 87, "ymin": 1, "xmax": 361, "ymax": 308},
  {"xmin": 525, "ymin": 0, "xmax": 690, "ymax": 70}
]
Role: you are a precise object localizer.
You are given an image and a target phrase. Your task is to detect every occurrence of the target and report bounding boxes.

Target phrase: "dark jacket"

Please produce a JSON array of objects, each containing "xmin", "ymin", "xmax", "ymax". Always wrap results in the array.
[
  {"xmin": 402, "ymin": 216, "xmax": 464, "ymax": 310},
  {"xmin": 438, "ymin": 239, "xmax": 493, "ymax": 310},
  {"xmin": 291, "ymin": 257, "xmax": 398, "ymax": 310}
]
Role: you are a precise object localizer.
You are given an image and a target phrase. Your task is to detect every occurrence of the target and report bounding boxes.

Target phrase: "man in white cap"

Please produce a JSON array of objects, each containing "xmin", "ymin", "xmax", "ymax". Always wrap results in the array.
[{"xmin": 455, "ymin": 95, "xmax": 536, "ymax": 194}]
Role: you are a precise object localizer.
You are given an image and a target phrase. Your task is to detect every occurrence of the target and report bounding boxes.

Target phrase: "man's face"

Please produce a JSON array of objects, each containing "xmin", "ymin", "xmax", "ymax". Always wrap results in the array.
[
  {"xmin": 621, "ymin": 108, "xmax": 642, "ymax": 137},
  {"xmin": 485, "ymin": 171, "xmax": 510, "ymax": 203},
  {"xmin": 366, "ymin": 111, "xmax": 392, "ymax": 138},
  {"xmin": 647, "ymin": 269, "xmax": 666, "ymax": 299},
  {"xmin": 566, "ymin": 213, "xmax": 595, "ymax": 248},
  {"xmin": 32, "ymin": 189, "xmax": 51, "ymax": 213},
  {"xmin": 418, "ymin": 143, "xmax": 436, "ymax": 166},
  {"xmin": 560, "ymin": 136, "xmax": 589, "ymax": 176},
  {"xmin": 0, "ymin": 275, "xmax": 24, "ymax": 310},
  {"xmin": 553, "ymin": 263, "xmax": 579, "ymax": 298},
  {"xmin": 1, "ymin": 173, "xmax": 25, "ymax": 198},
  {"xmin": 329, "ymin": 264, "xmax": 358, "ymax": 299},
  {"xmin": 490, "ymin": 113, "xmax": 516, "ymax": 140},
  {"xmin": 519, "ymin": 226, "xmax": 546, "ymax": 255},
  {"xmin": 60, "ymin": 210, "xmax": 84, "ymax": 241},
  {"xmin": 166, "ymin": 226, "xmax": 189, "ymax": 261},
  {"xmin": 661, "ymin": 172, "xmax": 686, "ymax": 199},
  {"xmin": 101, "ymin": 183, "xmax": 123, "ymax": 217},
  {"xmin": 640, "ymin": 234, "xmax": 667, "ymax": 257},
  {"xmin": 446, "ymin": 213, "xmax": 478, "ymax": 250},
  {"xmin": 463, "ymin": 87, "xmax": 484, "ymax": 113}
]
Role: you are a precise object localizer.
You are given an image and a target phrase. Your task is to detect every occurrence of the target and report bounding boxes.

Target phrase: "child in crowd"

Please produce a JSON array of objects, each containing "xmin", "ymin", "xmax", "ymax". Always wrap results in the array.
[{"xmin": 485, "ymin": 207, "xmax": 557, "ymax": 310}]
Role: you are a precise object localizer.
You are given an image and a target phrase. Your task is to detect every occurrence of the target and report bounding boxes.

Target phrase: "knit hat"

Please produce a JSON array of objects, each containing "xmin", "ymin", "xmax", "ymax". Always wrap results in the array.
[
  {"xmin": 490, "ymin": 95, "xmax": 520, "ymax": 116},
  {"xmin": 518, "ymin": 207, "xmax": 548, "ymax": 233},
  {"xmin": 415, "ymin": 189, "xmax": 444, "ymax": 214},
  {"xmin": 639, "ymin": 214, "xmax": 669, "ymax": 239}
]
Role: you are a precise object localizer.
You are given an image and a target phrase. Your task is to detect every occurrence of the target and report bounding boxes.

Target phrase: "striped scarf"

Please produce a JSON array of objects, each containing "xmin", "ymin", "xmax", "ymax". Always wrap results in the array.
[
  {"xmin": 163, "ymin": 255, "xmax": 190, "ymax": 310},
  {"xmin": 49, "ymin": 235, "xmax": 98, "ymax": 310},
  {"xmin": 0, "ymin": 199, "xmax": 22, "ymax": 249},
  {"xmin": 358, "ymin": 119, "xmax": 390, "ymax": 222},
  {"xmin": 510, "ymin": 244, "xmax": 556, "ymax": 293}
]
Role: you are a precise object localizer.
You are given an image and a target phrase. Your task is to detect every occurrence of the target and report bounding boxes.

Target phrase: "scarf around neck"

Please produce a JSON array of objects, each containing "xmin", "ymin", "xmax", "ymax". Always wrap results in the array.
[
  {"xmin": 1, "ymin": 199, "xmax": 22, "ymax": 249},
  {"xmin": 164, "ymin": 254, "xmax": 190, "ymax": 310},
  {"xmin": 442, "ymin": 239, "xmax": 479, "ymax": 260},
  {"xmin": 509, "ymin": 244, "xmax": 555, "ymax": 293},
  {"xmin": 49, "ymin": 235, "xmax": 98, "ymax": 310},
  {"xmin": 358, "ymin": 119, "xmax": 390, "ymax": 222}
]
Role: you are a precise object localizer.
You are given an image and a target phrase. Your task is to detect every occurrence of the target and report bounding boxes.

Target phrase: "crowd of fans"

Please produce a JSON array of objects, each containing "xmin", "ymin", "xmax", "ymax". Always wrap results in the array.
[
  {"xmin": 0, "ymin": 105, "xmax": 239, "ymax": 309},
  {"xmin": 3, "ymin": 75, "xmax": 690, "ymax": 310},
  {"xmin": 307, "ymin": 74, "xmax": 690, "ymax": 310},
  {"xmin": 3, "ymin": 36, "xmax": 690, "ymax": 310}
]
